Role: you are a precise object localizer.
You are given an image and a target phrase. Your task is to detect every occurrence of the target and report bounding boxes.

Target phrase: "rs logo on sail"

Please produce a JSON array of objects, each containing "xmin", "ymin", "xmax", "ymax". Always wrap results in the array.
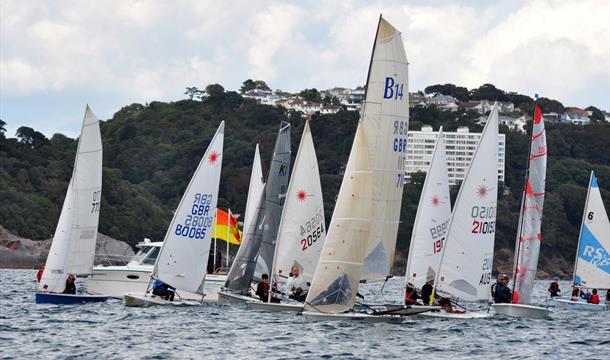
[{"xmin": 582, "ymin": 245, "xmax": 610, "ymax": 266}]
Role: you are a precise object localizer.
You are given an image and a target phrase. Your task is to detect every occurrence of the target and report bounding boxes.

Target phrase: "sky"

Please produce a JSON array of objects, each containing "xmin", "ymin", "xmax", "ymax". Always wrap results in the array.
[{"xmin": 1, "ymin": 0, "xmax": 609, "ymax": 137}]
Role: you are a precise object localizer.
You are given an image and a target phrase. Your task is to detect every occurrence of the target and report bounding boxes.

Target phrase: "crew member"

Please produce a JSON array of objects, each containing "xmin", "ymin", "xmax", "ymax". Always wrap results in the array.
[
  {"xmin": 548, "ymin": 277, "xmax": 561, "ymax": 297},
  {"xmin": 63, "ymin": 274, "xmax": 76, "ymax": 294},
  {"xmin": 152, "ymin": 279, "xmax": 175, "ymax": 301},
  {"xmin": 492, "ymin": 274, "xmax": 512, "ymax": 303}
]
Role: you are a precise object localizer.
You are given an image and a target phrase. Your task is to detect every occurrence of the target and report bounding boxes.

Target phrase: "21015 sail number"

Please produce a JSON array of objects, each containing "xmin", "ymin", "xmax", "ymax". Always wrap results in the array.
[
  {"xmin": 174, "ymin": 193, "xmax": 214, "ymax": 239},
  {"xmin": 471, "ymin": 205, "xmax": 496, "ymax": 234},
  {"xmin": 300, "ymin": 210, "xmax": 325, "ymax": 251}
]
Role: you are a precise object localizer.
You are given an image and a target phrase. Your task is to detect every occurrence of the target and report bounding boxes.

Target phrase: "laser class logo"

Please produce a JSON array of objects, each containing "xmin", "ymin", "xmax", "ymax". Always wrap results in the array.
[
  {"xmin": 431, "ymin": 196, "xmax": 440, "ymax": 207},
  {"xmin": 477, "ymin": 184, "xmax": 489, "ymax": 199},
  {"xmin": 208, "ymin": 151, "xmax": 220, "ymax": 165},
  {"xmin": 296, "ymin": 189, "xmax": 311, "ymax": 202}
]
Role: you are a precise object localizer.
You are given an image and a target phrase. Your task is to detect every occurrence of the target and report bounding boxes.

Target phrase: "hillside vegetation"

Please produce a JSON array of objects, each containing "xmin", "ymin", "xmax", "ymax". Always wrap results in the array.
[{"xmin": 1, "ymin": 85, "xmax": 608, "ymax": 277}]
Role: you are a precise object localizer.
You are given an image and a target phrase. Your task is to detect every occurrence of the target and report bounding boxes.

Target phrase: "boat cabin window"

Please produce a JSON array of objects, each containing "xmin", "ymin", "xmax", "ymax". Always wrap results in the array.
[
  {"xmin": 129, "ymin": 246, "xmax": 152, "ymax": 265},
  {"xmin": 141, "ymin": 247, "xmax": 160, "ymax": 265}
]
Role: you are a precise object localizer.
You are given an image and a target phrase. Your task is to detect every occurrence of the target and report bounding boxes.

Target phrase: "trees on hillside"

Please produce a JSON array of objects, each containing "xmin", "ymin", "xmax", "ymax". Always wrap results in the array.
[{"xmin": 240, "ymin": 79, "xmax": 271, "ymax": 93}]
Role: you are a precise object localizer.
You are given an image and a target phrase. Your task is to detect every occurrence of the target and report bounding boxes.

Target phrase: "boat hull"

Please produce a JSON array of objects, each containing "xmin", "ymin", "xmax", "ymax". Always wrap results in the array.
[
  {"xmin": 376, "ymin": 305, "xmax": 440, "ymax": 316},
  {"xmin": 247, "ymin": 301, "xmax": 303, "ymax": 313},
  {"xmin": 123, "ymin": 292, "xmax": 201, "ymax": 307},
  {"xmin": 35, "ymin": 292, "xmax": 109, "ymax": 304},
  {"xmin": 492, "ymin": 303, "xmax": 552, "ymax": 318},
  {"xmin": 547, "ymin": 298, "xmax": 607, "ymax": 311},
  {"xmin": 418, "ymin": 310, "xmax": 491, "ymax": 319},
  {"xmin": 217, "ymin": 291, "xmax": 259, "ymax": 305},
  {"xmin": 86, "ymin": 267, "xmax": 226, "ymax": 303},
  {"xmin": 301, "ymin": 311, "xmax": 405, "ymax": 323}
]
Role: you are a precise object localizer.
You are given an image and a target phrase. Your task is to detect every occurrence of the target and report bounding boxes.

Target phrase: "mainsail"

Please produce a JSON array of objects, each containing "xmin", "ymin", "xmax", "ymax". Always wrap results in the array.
[
  {"xmin": 254, "ymin": 121, "xmax": 291, "ymax": 279},
  {"xmin": 304, "ymin": 124, "xmax": 372, "ymax": 313},
  {"xmin": 242, "ymin": 144, "xmax": 265, "ymax": 234},
  {"xmin": 152, "ymin": 122, "xmax": 224, "ymax": 294},
  {"xmin": 225, "ymin": 122, "xmax": 290, "ymax": 291},
  {"xmin": 271, "ymin": 120, "xmax": 326, "ymax": 293},
  {"xmin": 512, "ymin": 106, "xmax": 547, "ymax": 304},
  {"xmin": 573, "ymin": 171, "xmax": 610, "ymax": 289},
  {"xmin": 435, "ymin": 105, "xmax": 499, "ymax": 301},
  {"xmin": 360, "ymin": 16, "xmax": 410, "ymax": 282},
  {"xmin": 404, "ymin": 127, "xmax": 451, "ymax": 290},
  {"xmin": 40, "ymin": 105, "xmax": 103, "ymax": 293}
]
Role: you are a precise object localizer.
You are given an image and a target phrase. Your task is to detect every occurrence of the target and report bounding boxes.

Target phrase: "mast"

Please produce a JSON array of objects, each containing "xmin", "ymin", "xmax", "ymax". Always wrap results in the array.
[{"xmin": 572, "ymin": 171, "xmax": 594, "ymax": 286}]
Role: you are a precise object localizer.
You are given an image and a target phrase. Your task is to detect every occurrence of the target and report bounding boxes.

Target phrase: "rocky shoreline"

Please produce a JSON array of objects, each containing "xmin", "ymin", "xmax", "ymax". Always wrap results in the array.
[{"xmin": 0, "ymin": 225, "xmax": 134, "ymax": 269}]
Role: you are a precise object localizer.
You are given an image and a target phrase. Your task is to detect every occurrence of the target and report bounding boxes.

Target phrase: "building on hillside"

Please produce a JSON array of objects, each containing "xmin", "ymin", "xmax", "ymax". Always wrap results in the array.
[
  {"xmin": 562, "ymin": 107, "xmax": 591, "ymax": 125},
  {"xmin": 458, "ymin": 100, "xmax": 515, "ymax": 114},
  {"xmin": 478, "ymin": 115, "xmax": 528, "ymax": 132},
  {"xmin": 603, "ymin": 111, "xmax": 610, "ymax": 122},
  {"xmin": 543, "ymin": 112, "xmax": 561, "ymax": 124},
  {"xmin": 405, "ymin": 125, "xmax": 506, "ymax": 185}
]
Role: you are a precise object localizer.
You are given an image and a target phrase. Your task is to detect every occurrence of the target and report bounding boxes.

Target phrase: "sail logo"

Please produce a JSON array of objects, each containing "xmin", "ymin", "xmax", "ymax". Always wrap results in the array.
[
  {"xmin": 383, "ymin": 76, "xmax": 404, "ymax": 100},
  {"xmin": 278, "ymin": 164, "xmax": 288, "ymax": 176},
  {"xmin": 580, "ymin": 225, "xmax": 610, "ymax": 273}
]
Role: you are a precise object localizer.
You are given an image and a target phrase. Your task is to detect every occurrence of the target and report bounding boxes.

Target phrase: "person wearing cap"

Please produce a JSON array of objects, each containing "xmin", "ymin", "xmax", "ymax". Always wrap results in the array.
[
  {"xmin": 492, "ymin": 274, "xmax": 512, "ymax": 303},
  {"xmin": 404, "ymin": 284, "xmax": 418, "ymax": 305},
  {"xmin": 547, "ymin": 277, "xmax": 561, "ymax": 297}
]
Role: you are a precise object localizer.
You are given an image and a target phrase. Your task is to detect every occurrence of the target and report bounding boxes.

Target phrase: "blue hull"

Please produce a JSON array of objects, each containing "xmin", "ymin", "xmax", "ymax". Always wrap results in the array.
[{"xmin": 35, "ymin": 292, "xmax": 109, "ymax": 304}]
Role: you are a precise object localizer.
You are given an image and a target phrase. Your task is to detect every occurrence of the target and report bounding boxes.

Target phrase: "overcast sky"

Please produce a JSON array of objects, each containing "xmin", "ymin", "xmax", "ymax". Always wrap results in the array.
[{"xmin": 1, "ymin": 0, "xmax": 609, "ymax": 137}]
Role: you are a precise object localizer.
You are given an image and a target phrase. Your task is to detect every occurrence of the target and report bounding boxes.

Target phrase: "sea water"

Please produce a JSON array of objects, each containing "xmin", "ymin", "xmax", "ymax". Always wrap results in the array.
[{"xmin": 1, "ymin": 269, "xmax": 608, "ymax": 359}]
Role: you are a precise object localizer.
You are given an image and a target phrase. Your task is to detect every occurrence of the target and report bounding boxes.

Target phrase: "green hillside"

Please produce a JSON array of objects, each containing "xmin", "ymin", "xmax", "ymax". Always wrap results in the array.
[{"xmin": 1, "ymin": 86, "xmax": 609, "ymax": 277}]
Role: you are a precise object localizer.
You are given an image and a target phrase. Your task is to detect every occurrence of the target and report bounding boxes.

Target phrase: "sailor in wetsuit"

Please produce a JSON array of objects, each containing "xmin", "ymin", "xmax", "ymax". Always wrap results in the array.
[
  {"xmin": 63, "ymin": 274, "xmax": 76, "ymax": 294},
  {"xmin": 492, "ymin": 274, "xmax": 512, "ymax": 303},
  {"xmin": 421, "ymin": 279, "xmax": 434, "ymax": 305}
]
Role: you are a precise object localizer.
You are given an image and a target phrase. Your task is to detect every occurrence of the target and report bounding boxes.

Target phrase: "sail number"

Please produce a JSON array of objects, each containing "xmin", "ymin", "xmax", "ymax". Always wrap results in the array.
[
  {"xmin": 174, "ymin": 193, "xmax": 214, "ymax": 239},
  {"xmin": 430, "ymin": 219, "xmax": 449, "ymax": 254},
  {"xmin": 91, "ymin": 191, "xmax": 101, "ymax": 213},
  {"xmin": 384, "ymin": 76, "xmax": 404, "ymax": 100},
  {"xmin": 471, "ymin": 205, "xmax": 496, "ymax": 234},
  {"xmin": 300, "ymin": 210, "xmax": 325, "ymax": 251},
  {"xmin": 479, "ymin": 256, "xmax": 492, "ymax": 285}
]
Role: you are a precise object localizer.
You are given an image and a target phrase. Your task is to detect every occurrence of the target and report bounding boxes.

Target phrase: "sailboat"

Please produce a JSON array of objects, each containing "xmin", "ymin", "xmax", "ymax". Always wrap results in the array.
[
  {"xmin": 220, "ymin": 122, "xmax": 291, "ymax": 303},
  {"xmin": 36, "ymin": 105, "xmax": 108, "ymax": 304},
  {"xmin": 248, "ymin": 120, "xmax": 326, "ymax": 313},
  {"xmin": 492, "ymin": 105, "xmax": 552, "ymax": 318},
  {"xmin": 404, "ymin": 127, "xmax": 451, "ymax": 296},
  {"xmin": 548, "ymin": 171, "xmax": 609, "ymax": 311},
  {"xmin": 302, "ymin": 16, "xmax": 425, "ymax": 322},
  {"xmin": 424, "ymin": 105, "xmax": 500, "ymax": 319},
  {"xmin": 123, "ymin": 121, "xmax": 224, "ymax": 307}
]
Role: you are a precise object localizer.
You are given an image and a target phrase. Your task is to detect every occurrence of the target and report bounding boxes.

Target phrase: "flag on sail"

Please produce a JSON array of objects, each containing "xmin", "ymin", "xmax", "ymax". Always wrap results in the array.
[{"xmin": 213, "ymin": 209, "xmax": 242, "ymax": 245}]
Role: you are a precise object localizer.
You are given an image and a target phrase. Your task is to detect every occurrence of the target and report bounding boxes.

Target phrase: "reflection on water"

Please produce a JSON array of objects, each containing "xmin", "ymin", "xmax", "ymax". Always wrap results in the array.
[{"xmin": 1, "ymin": 269, "xmax": 608, "ymax": 359}]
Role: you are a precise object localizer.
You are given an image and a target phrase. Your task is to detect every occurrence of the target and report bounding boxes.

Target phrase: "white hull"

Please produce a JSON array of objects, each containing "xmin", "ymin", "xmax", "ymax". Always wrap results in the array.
[
  {"xmin": 123, "ymin": 292, "xmax": 201, "ymax": 307},
  {"xmin": 301, "ymin": 311, "xmax": 405, "ymax": 323},
  {"xmin": 376, "ymin": 305, "xmax": 440, "ymax": 316},
  {"xmin": 86, "ymin": 266, "xmax": 226, "ymax": 302},
  {"xmin": 492, "ymin": 303, "xmax": 552, "ymax": 319},
  {"xmin": 418, "ymin": 310, "xmax": 492, "ymax": 319},
  {"xmin": 217, "ymin": 291, "xmax": 259, "ymax": 305},
  {"xmin": 247, "ymin": 301, "xmax": 303, "ymax": 313},
  {"xmin": 547, "ymin": 298, "xmax": 607, "ymax": 311}
]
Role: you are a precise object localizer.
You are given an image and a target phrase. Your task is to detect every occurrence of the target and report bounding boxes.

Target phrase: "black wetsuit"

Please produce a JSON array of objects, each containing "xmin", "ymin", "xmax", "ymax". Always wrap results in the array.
[
  {"xmin": 421, "ymin": 283, "xmax": 433, "ymax": 305},
  {"xmin": 492, "ymin": 282, "xmax": 512, "ymax": 303},
  {"xmin": 548, "ymin": 282, "xmax": 560, "ymax": 297}
]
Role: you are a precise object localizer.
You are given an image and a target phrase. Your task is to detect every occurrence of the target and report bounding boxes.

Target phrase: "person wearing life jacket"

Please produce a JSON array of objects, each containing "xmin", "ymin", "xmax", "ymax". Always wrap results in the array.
[
  {"xmin": 63, "ymin": 274, "xmax": 76, "ymax": 294},
  {"xmin": 587, "ymin": 289, "xmax": 600, "ymax": 305},
  {"xmin": 404, "ymin": 283, "xmax": 418, "ymax": 305},
  {"xmin": 36, "ymin": 265, "xmax": 45, "ymax": 283},
  {"xmin": 548, "ymin": 277, "xmax": 561, "ymax": 297},
  {"xmin": 282, "ymin": 265, "xmax": 308, "ymax": 302},
  {"xmin": 152, "ymin": 279, "xmax": 175, "ymax": 301},
  {"xmin": 491, "ymin": 274, "xmax": 512, "ymax": 303}
]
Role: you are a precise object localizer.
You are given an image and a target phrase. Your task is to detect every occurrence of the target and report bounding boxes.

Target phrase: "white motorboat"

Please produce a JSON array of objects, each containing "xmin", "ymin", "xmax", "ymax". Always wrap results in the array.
[{"xmin": 86, "ymin": 240, "xmax": 227, "ymax": 302}]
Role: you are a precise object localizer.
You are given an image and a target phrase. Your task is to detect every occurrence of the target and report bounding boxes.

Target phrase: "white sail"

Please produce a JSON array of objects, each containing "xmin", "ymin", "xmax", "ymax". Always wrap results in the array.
[
  {"xmin": 242, "ymin": 144, "xmax": 265, "ymax": 234},
  {"xmin": 435, "ymin": 105, "xmax": 499, "ymax": 301},
  {"xmin": 512, "ymin": 106, "xmax": 547, "ymax": 304},
  {"xmin": 40, "ymin": 105, "xmax": 103, "ymax": 292},
  {"xmin": 271, "ymin": 121, "xmax": 326, "ymax": 292},
  {"xmin": 152, "ymin": 122, "xmax": 224, "ymax": 294},
  {"xmin": 573, "ymin": 171, "xmax": 610, "ymax": 289},
  {"xmin": 404, "ymin": 127, "xmax": 451, "ymax": 290},
  {"xmin": 361, "ymin": 17, "xmax": 410, "ymax": 282},
  {"xmin": 304, "ymin": 124, "xmax": 372, "ymax": 314}
]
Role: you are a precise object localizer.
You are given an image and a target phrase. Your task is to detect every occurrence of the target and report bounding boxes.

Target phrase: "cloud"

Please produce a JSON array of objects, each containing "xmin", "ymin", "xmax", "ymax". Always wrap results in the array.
[{"xmin": 1, "ymin": 0, "xmax": 608, "ymax": 136}]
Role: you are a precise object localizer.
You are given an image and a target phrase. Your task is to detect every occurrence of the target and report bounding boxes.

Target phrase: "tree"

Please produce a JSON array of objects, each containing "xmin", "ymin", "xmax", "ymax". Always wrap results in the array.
[
  {"xmin": 15, "ymin": 126, "xmax": 47, "ymax": 148},
  {"xmin": 184, "ymin": 86, "xmax": 201, "ymax": 100},
  {"xmin": 469, "ymin": 84, "xmax": 510, "ymax": 102},
  {"xmin": 424, "ymin": 83, "xmax": 470, "ymax": 102},
  {"xmin": 240, "ymin": 79, "xmax": 270, "ymax": 93},
  {"xmin": 205, "ymin": 83, "xmax": 225, "ymax": 98},
  {"xmin": 585, "ymin": 106, "xmax": 605, "ymax": 122},
  {"xmin": 0, "ymin": 119, "xmax": 6, "ymax": 137},
  {"xmin": 299, "ymin": 88, "xmax": 322, "ymax": 102},
  {"xmin": 536, "ymin": 97, "xmax": 564, "ymax": 114}
]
